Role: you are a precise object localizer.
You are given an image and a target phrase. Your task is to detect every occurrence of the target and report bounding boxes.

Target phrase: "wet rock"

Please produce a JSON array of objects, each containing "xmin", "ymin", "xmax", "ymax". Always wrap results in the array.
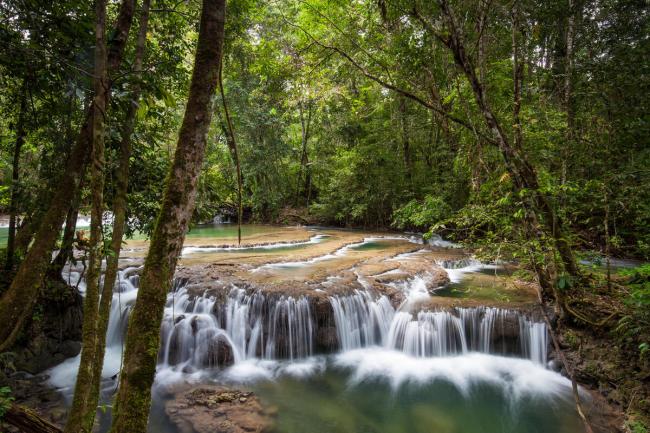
[
  {"xmin": 205, "ymin": 338, "xmax": 234, "ymax": 368},
  {"xmin": 165, "ymin": 386, "xmax": 274, "ymax": 433},
  {"xmin": 315, "ymin": 327, "xmax": 338, "ymax": 352},
  {"xmin": 11, "ymin": 279, "xmax": 83, "ymax": 374},
  {"xmin": 0, "ymin": 372, "xmax": 68, "ymax": 429}
]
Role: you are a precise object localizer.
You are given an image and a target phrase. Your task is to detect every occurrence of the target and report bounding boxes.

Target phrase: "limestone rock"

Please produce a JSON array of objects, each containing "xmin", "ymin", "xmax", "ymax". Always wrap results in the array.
[{"xmin": 165, "ymin": 386, "xmax": 274, "ymax": 433}]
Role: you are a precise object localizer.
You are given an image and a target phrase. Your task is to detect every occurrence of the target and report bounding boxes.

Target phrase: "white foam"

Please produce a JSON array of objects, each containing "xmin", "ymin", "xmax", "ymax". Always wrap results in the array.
[
  {"xmin": 427, "ymin": 234, "xmax": 461, "ymax": 248},
  {"xmin": 181, "ymin": 234, "xmax": 329, "ymax": 256},
  {"xmin": 440, "ymin": 259, "xmax": 498, "ymax": 284},
  {"xmin": 334, "ymin": 348, "xmax": 572, "ymax": 398},
  {"xmin": 45, "ymin": 344, "xmax": 126, "ymax": 391}
]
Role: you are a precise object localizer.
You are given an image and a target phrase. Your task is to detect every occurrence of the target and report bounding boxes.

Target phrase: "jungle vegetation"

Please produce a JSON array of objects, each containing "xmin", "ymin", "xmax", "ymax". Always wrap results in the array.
[{"xmin": 0, "ymin": 0, "xmax": 648, "ymax": 431}]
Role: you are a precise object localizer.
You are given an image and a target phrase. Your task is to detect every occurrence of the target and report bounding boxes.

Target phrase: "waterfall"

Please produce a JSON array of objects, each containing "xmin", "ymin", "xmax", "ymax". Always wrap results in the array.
[
  {"xmin": 103, "ymin": 270, "xmax": 548, "ymax": 373},
  {"xmin": 105, "ymin": 268, "xmax": 140, "ymax": 346},
  {"xmin": 158, "ymin": 287, "xmax": 314, "ymax": 370},
  {"xmin": 329, "ymin": 290, "xmax": 394, "ymax": 350},
  {"xmin": 329, "ymin": 292, "xmax": 548, "ymax": 364},
  {"xmin": 519, "ymin": 317, "xmax": 549, "ymax": 365}
]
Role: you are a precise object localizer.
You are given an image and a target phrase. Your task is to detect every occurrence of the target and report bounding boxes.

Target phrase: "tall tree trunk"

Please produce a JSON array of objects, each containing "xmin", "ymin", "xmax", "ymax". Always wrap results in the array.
[
  {"xmin": 74, "ymin": 1, "xmax": 151, "ymax": 430},
  {"xmin": 13, "ymin": 213, "xmax": 37, "ymax": 257},
  {"xmin": 562, "ymin": 0, "xmax": 576, "ymax": 185},
  {"xmin": 65, "ymin": 0, "xmax": 110, "ymax": 430},
  {"xmin": 297, "ymin": 99, "xmax": 312, "ymax": 206},
  {"xmin": 5, "ymin": 83, "xmax": 27, "ymax": 271},
  {"xmin": 436, "ymin": 0, "xmax": 580, "ymax": 284},
  {"xmin": 398, "ymin": 96, "xmax": 413, "ymax": 186},
  {"xmin": 50, "ymin": 180, "xmax": 84, "ymax": 277},
  {"xmin": 218, "ymin": 61, "xmax": 243, "ymax": 244},
  {"xmin": 109, "ymin": 1, "xmax": 226, "ymax": 431},
  {"xmin": 0, "ymin": 0, "xmax": 135, "ymax": 354}
]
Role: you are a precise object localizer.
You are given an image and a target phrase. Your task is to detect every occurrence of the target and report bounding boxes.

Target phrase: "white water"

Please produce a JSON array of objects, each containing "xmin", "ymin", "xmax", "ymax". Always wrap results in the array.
[
  {"xmin": 48, "ymin": 244, "xmax": 550, "ymax": 406},
  {"xmin": 48, "ymin": 267, "xmax": 140, "ymax": 390},
  {"xmin": 333, "ymin": 349, "xmax": 569, "ymax": 397},
  {"xmin": 329, "ymin": 290, "xmax": 547, "ymax": 364},
  {"xmin": 0, "ymin": 214, "xmax": 92, "ymax": 229},
  {"xmin": 436, "ymin": 257, "xmax": 499, "ymax": 283},
  {"xmin": 181, "ymin": 234, "xmax": 329, "ymax": 255},
  {"xmin": 160, "ymin": 287, "xmax": 314, "ymax": 369}
]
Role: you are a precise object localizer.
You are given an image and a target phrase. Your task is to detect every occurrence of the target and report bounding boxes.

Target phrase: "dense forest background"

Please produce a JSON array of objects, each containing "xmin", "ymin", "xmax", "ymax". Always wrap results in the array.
[{"xmin": 1, "ymin": 0, "xmax": 649, "ymax": 258}]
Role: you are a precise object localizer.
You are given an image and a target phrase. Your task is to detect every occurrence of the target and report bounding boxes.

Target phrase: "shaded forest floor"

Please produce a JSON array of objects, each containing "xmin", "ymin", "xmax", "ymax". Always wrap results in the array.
[{"xmin": 556, "ymin": 269, "xmax": 650, "ymax": 432}]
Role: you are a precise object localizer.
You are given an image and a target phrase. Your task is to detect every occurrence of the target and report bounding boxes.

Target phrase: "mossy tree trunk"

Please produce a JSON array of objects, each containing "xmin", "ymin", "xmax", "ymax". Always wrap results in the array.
[
  {"xmin": 50, "ymin": 181, "xmax": 84, "ymax": 277},
  {"xmin": 109, "ymin": 1, "xmax": 226, "ymax": 431},
  {"xmin": 64, "ymin": 0, "xmax": 109, "ymax": 430},
  {"xmin": 0, "ymin": 0, "xmax": 135, "ymax": 354},
  {"xmin": 4, "ymin": 404, "xmax": 63, "ymax": 433}
]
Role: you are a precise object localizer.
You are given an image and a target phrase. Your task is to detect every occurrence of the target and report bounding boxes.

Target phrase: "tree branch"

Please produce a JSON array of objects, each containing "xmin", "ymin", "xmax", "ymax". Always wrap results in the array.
[{"xmin": 282, "ymin": 17, "xmax": 497, "ymax": 145}]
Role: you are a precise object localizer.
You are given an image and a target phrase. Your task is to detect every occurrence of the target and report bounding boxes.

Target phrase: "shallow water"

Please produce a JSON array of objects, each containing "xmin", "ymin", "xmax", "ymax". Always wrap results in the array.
[
  {"xmin": 256, "ymin": 371, "xmax": 581, "ymax": 433},
  {"xmin": 184, "ymin": 223, "xmax": 290, "ymax": 239},
  {"xmin": 181, "ymin": 234, "xmax": 329, "ymax": 256},
  {"xmin": 147, "ymin": 350, "xmax": 583, "ymax": 433}
]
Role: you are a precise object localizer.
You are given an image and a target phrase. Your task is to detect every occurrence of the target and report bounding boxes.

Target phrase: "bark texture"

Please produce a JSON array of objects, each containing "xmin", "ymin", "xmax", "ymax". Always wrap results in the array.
[
  {"xmin": 49, "ymin": 188, "xmax": 83, "ymax": 277},
  {"xmin": 3, "ymin": 404, "xmax": 63, "ymax": 433},
  {"xmin": 109, "ymin": 1, "xmax": 226, "ymax": 431},
  {"xmin": 75, "ymin": 1, "xmax": 151, "ymax": 430},
  {"xmin": 65, "ymin": 0, "xmax": 109, "ymax": 429}
]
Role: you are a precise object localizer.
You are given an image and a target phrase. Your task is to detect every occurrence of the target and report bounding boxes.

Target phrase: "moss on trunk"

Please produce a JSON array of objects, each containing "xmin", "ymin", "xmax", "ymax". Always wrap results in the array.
[{"xmin": 109, "ymin": 1, "xmax": 226, "ymax": 431}]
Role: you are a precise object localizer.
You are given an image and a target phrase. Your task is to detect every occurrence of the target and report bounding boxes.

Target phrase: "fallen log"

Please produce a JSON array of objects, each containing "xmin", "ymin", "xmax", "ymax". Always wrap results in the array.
[{"xmin": 2, "ymin": 404, "xmax": 63, "ymax": 433}]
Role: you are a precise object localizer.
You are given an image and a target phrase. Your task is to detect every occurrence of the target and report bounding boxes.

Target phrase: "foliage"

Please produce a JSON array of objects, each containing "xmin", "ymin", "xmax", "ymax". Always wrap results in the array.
[
  {"xmin": 617, "ymin": 264, "xmax": 650, "ymax": 358},
  {"xmin": 0, "ymin": 386, "xmax": 13, "ymax": 419},
  {"xmin": 1, "ymin": 0, "xmax": 647, "ymax": 262},
  {"xmin": 392, "ymin": 195, "xmax": 452, "ymax": 231},
  {"xmin": 627, "ymin": 419, "xmax": 649, "ymax": 433}
]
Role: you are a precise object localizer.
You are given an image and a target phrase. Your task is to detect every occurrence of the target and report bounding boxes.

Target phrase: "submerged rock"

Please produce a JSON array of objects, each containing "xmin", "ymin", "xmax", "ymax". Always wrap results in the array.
[{"xmin": 165, "ymin": 386, "xmax": 274, "ymax": 433}]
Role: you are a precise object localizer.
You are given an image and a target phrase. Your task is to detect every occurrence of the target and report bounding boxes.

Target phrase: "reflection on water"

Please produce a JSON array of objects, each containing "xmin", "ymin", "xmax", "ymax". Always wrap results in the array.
[{"xmin": 184, "ymin": 224, "xmax": 293, "ymax": 239}]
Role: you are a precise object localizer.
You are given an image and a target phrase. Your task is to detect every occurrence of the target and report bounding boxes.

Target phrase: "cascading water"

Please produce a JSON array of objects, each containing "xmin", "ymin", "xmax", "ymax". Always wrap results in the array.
[
  {"xmin": 329, "ymin": 290, "xmax": 548, "ymax": 364},
  {"xmin": 44, "ymin": 231, "xmax": 582, "ymax": 433},
  {"xmin": 102, "ymin": 270, "xmax": 548, "ymax": 372},
  {"xmin": 157, "ymin": 287, "xmax": 314, "ymax": 372}
]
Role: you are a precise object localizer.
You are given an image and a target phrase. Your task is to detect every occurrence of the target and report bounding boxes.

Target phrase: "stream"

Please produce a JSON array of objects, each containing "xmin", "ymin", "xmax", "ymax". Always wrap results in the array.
[{"xmin": 44, "ymin": 225, "xmax": 587, "ymax": 432}]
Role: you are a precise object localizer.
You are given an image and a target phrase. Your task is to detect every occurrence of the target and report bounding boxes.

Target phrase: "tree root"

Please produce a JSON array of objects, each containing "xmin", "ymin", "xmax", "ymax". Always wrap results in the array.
[{"xmin": 564, "ymin": 300, "xmax": 619, "ymax": 328}]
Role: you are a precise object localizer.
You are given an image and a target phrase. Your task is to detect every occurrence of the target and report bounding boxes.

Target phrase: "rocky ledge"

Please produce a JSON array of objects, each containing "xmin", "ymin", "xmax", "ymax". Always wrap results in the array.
[{"xmin": 165, "ymin": 386, "xmax": 274, "ymax": 433}]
